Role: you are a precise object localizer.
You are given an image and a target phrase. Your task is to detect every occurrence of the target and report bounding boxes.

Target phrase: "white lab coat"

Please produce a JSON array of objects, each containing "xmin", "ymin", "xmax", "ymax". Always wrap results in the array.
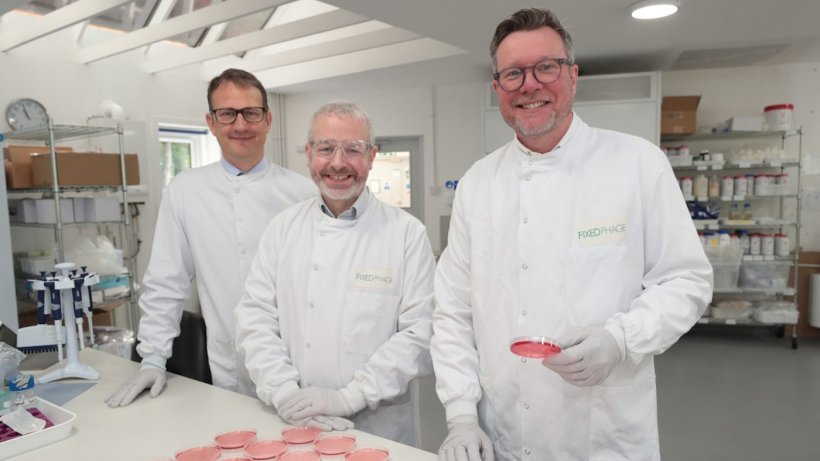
[
  {"xmin": 432, "ymin": 115, "xmax": 713, "ymax": 461},
  {"xmin": 235, "ymin": 191, "xmax": 435, "ymax": 445},
  {"xmin": 137, "ymin": 161, "xmax": 315, "ymax": 395}
]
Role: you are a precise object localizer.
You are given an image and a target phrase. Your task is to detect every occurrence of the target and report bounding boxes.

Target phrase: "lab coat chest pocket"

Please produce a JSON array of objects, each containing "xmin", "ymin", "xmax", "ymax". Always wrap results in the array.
[
  {"xmin": 341, "ymin": 291, "xmax": 399, "ymax": 356},
  {"xmin": 567, "ymin": 244, "xmax": 633, "ymax": 326}
]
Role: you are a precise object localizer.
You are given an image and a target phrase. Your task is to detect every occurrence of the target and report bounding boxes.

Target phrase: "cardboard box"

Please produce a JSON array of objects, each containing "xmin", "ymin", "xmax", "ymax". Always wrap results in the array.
[
  {"xmin": 4, "ymin": 145, "xmax": 73, "ymax": 189},
  {"xmin": 31, "ymin": 152, "xmax": 140, "ymax": 187},
  {"xmin": 661, "ymin": 96, "xmax": 701, "ymax": 135}
]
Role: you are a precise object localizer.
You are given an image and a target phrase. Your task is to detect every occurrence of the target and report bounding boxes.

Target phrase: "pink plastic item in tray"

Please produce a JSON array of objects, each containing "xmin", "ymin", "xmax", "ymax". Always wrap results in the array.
[
  {"xmin": 281, "ymin": 426, "xmax": 321, "ymax": 444},
  {"xmin": 244, "ymin": 439, "xmax": 288, "ymax": 460},
  {"xmin": 214, "ymin": 429, "xmax": 257, "ymax": 449},
  {"xmin": 509, "ymin": 336, "xmax": 561, "ymax": 359},
  {"xmin": 0, "ymin": 408, "xmax": 54, "ymax": 442},
  {"xmin": 345, "ymin": 448, "xmax": 390, "ymax": 461},
  {"xmin": 278, "ymin": 450, "xmax": 321, "ymax": 461},
  {"xmin": 174, "ymin": 445, "xmax": 221, "ymax": 461},
  {"xmin": 314, "ymin": 435, "xmax": 357, "ymax": 455}
]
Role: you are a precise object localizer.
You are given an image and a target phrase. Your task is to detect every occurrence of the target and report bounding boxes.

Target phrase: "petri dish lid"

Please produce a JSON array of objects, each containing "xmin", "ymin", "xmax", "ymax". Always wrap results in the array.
[
  {"xmin": 244, "ymin": 439, "xmax": 288, "ymax": 460},
  {"xmin": 279, "ymin": 450, "xmax": 321, "ymax": 461},
  {"xmin": 509, "ymin": 336, "xmax": 561, "ymax": 359},
  {"xmin": 314, "ymin": 435, "xmax": 357, "ymax": 455},
  {"xmin": 281, "ymin": 426, "xmax": 321, "ymax": 444},
  {"xmin": 214, "ymin": 429, "xmax": 257, "ymax": 449},
  {"xmin": 345, "ymin": 448, "xmax": 390, "ymax": 461},
  {"xmin": 222, "ymin": 459, "xmax": 252, "ymax": 461},
  {"xmin": 175, "ymin": 446, "xmax": 221, "ymax": 461}
]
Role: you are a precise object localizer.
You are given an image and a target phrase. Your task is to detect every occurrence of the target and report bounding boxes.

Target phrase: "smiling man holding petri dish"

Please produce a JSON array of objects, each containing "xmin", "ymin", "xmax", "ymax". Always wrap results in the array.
[{"xmin": 430, "ymin": 7, "xmax": 714, "ymax": 461}]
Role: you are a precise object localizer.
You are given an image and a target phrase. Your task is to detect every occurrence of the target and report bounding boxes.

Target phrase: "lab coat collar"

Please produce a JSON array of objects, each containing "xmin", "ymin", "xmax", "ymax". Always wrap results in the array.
[
  {"xmin": 221, "ymin": 157, "xmax": 270, "ymax": 176},
  {"xmin": 320, "ymin": 187, "xmax": 372, "ymax": 220},
  {"xmin": 513, "ymin": 112, "xmax": 581, "ymax": 157}
]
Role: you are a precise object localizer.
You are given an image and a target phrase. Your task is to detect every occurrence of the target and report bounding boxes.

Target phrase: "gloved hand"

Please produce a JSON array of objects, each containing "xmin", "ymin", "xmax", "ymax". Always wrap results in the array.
[
  {"xmin": 105, "ymin": 365, "xmax": 167, "ymax": 407},
  {"xmin": 301, "ymin": 415, "xmax": 355, "ymax": 431},
  {"xmin": 438, "ymin": 415, "xmax": 494, "ymax": 461},
  {"xmin": 277, "ymin": 387, "xmax": 355, "ymax": 423},
  {"xmin": 542, "ymin": 326, "xmax": 623, "ymax": 387}
]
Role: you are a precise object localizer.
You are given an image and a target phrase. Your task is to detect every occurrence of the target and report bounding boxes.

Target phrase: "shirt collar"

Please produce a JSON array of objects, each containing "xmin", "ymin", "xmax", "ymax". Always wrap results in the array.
[
  {"xmin": 514, "ymin": 112, "xmax": 581, "ymax": 156},
  {"xmin": 221, "ymin": 157, "xmax": 270, "ymax": 176},
  {"xmin": 320, "ymin": 187, "xmax": 372, "ymax": 220}
]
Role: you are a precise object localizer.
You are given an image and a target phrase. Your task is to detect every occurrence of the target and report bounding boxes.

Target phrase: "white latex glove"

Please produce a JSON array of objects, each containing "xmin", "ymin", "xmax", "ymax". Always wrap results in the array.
[
  {"xmin": 300, "ymin": 415, "xmax": 355, "ymax": 431},
  {"xmin": 438, "ymin": 415, "xmax": 494, "ymax": 461},
  {"xmin": 542, "ymin": 327, "xmax": 623, "ymax": 387},
  {"xmin": 278, "ymin": 387, "xmax": 355, "ymax": 423},
  {"xmin": 105, "ymin": 366, "xmax": 167, "ymax": 407}
]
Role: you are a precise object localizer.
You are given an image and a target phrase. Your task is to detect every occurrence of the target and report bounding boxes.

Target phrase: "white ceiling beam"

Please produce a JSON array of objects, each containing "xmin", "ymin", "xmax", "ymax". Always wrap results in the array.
[
  {"xmin": 0, "ymin": 0, "xmax": 132, "ymax": 51},
  {"xmin": 0, "ymin": 1, "xmax": 34, "ymax": 16},
  {"xmin": 202, "ymin": 24, "xmax": 419, "ymax": 77},
  {"xmin": 79, "ymin": 0, "xmax": 291, "ymax": 64},
  {"xmin": 144, "ymin": 9, "xmax": 367, "ymax": 74},
  {"xmin": 257, "ymin": 37, "xmax": 465, "ymax": 89}
]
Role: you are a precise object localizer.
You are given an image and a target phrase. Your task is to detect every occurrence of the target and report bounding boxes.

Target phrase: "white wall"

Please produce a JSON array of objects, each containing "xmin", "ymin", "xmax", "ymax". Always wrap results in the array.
[{"xmin": 663, "ymin": 62, "xmax": 820, "ymax": 250}]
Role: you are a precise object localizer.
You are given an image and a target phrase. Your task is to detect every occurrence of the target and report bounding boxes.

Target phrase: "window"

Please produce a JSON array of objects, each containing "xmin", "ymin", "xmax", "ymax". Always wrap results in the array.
[{"xmin": 158, "ymin": 125, "xmax": 220, "ymax": 186}]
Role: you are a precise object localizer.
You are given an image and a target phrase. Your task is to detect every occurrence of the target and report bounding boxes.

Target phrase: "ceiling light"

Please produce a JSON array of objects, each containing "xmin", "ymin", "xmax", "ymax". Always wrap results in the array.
[{"xmin": 629, "ymin": 0, "xmax": 680, "ymax": 20}]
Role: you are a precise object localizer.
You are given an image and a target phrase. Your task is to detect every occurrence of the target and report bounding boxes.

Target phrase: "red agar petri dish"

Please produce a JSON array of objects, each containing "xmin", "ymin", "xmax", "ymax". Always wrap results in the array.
[
  {"xmin": 222, "ymin": 458, "xmax": 251, "ymax": 461},
  {"xmin": 175, "ymin": 446, "xmax": 221, "ymax": 461},
  {"xmin": 279, "ymin": 450, "xmax": 321, "ymax": 461},
  {"xmin": 345, "ymin": 448, "xmax": 390, "ymax": 461},
  {"xmin": 244, "ymin": 439, "xmax": 288, "ymax": 460},
  {"xmin": 314, "ymin": 435, "xmax": 357, "ymax": 455},
  {"xmin": 509, "ymin": 336, "xmax": 561, "ymax": 358},
  {"xmin": 281, "ymin": 426, "xmax": 321, "ymax": 444},
  {"xmin": 214, "ymin": 430, "xmax": 257, "ymax": 449}
]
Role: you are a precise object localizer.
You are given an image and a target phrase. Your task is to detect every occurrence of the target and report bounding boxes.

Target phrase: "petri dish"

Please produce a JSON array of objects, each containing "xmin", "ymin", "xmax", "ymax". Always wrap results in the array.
[
  {"xmin": 214, "ymin": 429, "xmax": 257, "ymax": 449},
  {"xmin": 281, "ymin": 426, "xmax": 321, "ymax": 444},
  {"xmin": 222, "ymin": 459, "xmax": 252, "ymax": 461},
  {"xmin": 175, "ymin": 446, "xmax": 221, "ymax": 461},
  {"xmin": 244, "ymin": 439, "xmax": 288, "ymax": 460},
  {"xmin": 509, "ymin": 336, "xmax": 561, "ymax": 359},
  {"xmin": 314, "ymin": 435, "xmax": 357, "ymax": 455},
  {"xmin": 345, "ymin": 448, "xmax": 390, "ymax": 461},
  {"xmin": 278, "ymin": 450, "xmax": 321, "ymax": 461}
]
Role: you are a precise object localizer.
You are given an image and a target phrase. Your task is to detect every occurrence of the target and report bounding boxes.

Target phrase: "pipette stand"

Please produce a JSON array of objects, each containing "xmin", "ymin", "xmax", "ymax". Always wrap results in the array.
[{"xmin": 34, "ymin": 262, "xmax": 100, "ymax": 383}]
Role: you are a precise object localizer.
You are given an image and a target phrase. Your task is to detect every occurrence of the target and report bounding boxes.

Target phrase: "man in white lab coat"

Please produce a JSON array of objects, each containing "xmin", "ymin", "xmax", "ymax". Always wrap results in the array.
[
  {"xmin": 235, "ymin": 101, "xmax": 435, "ymax": 445},
  {"xmin": 432, "ymin": 8, "xmax": 713, "ymax": 461},
  {"xmin": 106, "ymin": 69, "xmax": 315, "ymax": 407}
]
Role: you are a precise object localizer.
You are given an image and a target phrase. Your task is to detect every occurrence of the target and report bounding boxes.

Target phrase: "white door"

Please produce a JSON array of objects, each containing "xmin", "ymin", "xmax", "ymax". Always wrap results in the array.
[{"xmin": 372, "ymin": 137, "xmax": 424, "ymax": 221}]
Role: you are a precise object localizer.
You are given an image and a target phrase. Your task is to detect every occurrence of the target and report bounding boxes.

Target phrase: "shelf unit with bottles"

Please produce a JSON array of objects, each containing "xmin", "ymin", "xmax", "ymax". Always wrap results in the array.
[
  {"xmin": 2, "ymin": 120, "xmax": 138, "ymax": 331},
  {"xmin": 663, "ymin": 128, "xmax": 804, "ymax": 348}
]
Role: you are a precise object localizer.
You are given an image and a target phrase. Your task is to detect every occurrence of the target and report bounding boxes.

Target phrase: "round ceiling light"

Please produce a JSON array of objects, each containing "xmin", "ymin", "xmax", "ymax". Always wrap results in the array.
[{"xmin": 630, "ymin": 0, "xmax": 680, "ymax": 20}]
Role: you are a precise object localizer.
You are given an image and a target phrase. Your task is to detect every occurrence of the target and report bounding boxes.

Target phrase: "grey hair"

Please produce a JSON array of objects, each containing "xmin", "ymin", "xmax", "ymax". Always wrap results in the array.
[
  {"xmin": 308, "ymin": 100, "xmax": 375, "ymax": 144},
  {"xmin": 490, "ymin": 8, "xmax": 574, "ymax": 69}
]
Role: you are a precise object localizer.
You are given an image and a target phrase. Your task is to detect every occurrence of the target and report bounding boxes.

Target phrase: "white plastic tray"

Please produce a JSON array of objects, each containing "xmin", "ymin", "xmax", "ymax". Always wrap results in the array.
[{"xmin": 0, "ymin": 397, "xmax": 76, "ymax": 460}]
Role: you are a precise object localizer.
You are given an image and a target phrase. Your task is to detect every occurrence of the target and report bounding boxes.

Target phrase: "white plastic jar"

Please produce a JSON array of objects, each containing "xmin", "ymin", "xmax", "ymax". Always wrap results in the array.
[
  {"xmin": 721, "ymin": 176, "xmax": 734, "ymax": 198},
  {"xmin": 734, "ymin": 176, "xmax": 747, "ymax": 198},
  {"xmin": 750, "ymin": 234, "xmax": 762, "ymax": 255},
  {"xmin": 774, "ymin": 233, "xmax": 790, "ymax": 257},
  {"xmin": 754, "ymin": 174, "xmax": 771, "ymax": 196},
  {"xmin": 693, "ymin": 174, "xmax": 708, "ymax": 198},
  {"xmin": 680, "ymin": 177, "xmax": 693, "ymax": 197},
  {"xmin": 761, "ymin": 233, "xmax": 775, "ymax": 256},
  {"xmin": 763, "ymin": 103, "xmax": 794, "ymax": 131}
]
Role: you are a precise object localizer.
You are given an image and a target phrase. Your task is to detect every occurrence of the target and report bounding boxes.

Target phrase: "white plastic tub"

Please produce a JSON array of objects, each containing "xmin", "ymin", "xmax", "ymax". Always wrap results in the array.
[{"xmin": 0, "ymin": 398, "xmax": 76, "ymax": 459}]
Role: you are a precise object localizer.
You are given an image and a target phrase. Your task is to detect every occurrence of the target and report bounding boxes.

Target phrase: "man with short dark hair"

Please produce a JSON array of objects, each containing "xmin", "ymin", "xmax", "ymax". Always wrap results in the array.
[
  {"xmin": 106, "ymin": 68, "xmax": 315, "ymax": 407},
  {"xmin": 432, "ymin": 8, "xmax": 713, "ymax": 460}
]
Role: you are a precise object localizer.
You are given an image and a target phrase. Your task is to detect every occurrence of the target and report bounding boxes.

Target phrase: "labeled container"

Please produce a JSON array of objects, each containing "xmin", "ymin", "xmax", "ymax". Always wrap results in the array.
[
  {"xmin": 708, "ymin": 175, "xmax": 721, "ymax": 198},
  {"xmin": 761, "ymin": 233, "xmax": 774, "ymax": 256},
  {"xmin": 745, "ymin": 174, "xmax": 755, "ymax": 196},
  {"xmin": 775, "ymin": 233, "xmax": 790, "ymax": 257},
  {"xmin": 721, "ymin": 176, "xmax": 734, "ymax": 198},
  {"xmin": 754, "ymin": 174, "xmax": 771, "ymax": 196},
  {"xmin": 763, "ymin": 103, "xmax": 795, "ymax": 131},
  {"xmin": 750, "ymin": 234, "xmax": 761, "ymax": 256},
  {"xmin": 680, "ymin": 177, "xmax": 693, "ymax": 197},
  {"xmin": 734, "ymin": 176, "xmax": 747, "ymax": 197},
  {"xmin": 693, "ymin": 174, "xmax": 708, "ymax": 198}
]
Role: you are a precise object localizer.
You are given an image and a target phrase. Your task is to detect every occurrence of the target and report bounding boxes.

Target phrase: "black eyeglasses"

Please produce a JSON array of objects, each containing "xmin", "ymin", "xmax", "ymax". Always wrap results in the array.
[
  {"xmin": 493, "ymin": 58, "xmax": 573, "ymax": 92},
  {"xmin": 210, "ymin": 107, "xmax": 267, "ymax": 124}
]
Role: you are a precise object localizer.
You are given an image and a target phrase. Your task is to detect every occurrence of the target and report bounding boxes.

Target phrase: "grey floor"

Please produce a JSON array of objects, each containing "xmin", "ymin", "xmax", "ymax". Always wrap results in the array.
[{"xmin": 657, "ymin": 326, "xmax": 820, "ymax": 461}]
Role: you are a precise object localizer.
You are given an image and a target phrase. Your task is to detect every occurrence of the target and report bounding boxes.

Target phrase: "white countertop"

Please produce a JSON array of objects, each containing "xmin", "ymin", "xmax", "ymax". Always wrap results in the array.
[{"xmin": 8, "ymin": 349, "xmax": 437, "ymax": 460}]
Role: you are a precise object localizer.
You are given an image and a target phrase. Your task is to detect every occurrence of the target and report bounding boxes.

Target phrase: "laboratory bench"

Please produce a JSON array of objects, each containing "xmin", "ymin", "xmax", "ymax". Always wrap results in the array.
[{"xmin": 7, "ymin": 348, "xmax": 437, "ymax": 460}]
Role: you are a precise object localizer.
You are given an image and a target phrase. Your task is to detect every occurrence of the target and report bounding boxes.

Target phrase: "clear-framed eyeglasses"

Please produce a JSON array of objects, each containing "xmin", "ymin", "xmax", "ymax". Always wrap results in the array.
[
  {"xmin": 309, "ymin": 139, "xmax": 372, "ymax": 158},
  {"xmin": 493, "ymin": 58, "xmax": 573, "ymax": 92},
  {"xmin": 211, "ymin": 107, "xmax": 267, "ymax": 124}
]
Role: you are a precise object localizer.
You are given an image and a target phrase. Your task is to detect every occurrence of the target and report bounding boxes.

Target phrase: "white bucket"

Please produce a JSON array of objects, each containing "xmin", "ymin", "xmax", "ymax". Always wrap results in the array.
[{"xmin": 763, "ymin": 103, "xmax": 794, "ymax": 131}]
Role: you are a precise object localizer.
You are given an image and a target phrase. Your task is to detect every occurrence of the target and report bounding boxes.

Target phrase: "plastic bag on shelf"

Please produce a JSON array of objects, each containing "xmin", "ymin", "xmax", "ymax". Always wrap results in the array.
[{"xmin": 65, "ymin": 236, "xmax": 126, "ymax": 276}]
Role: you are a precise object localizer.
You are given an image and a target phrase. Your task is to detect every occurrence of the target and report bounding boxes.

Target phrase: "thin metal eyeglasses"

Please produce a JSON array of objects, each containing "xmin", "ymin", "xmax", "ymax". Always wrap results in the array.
[
  {"xmin": 211, "ymin": 106, "xmax": 267, "ymax": 124},
  {"xmin": 309, "ymin": 139, "xmax": 372, "ymax": 158},
  {"xmin": 492, "ymin": 58, "xmax": 573, "ymax": 91}
]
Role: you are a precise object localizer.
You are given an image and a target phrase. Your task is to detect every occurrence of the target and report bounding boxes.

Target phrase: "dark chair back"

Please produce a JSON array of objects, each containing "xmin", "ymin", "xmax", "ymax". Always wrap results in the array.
[{"xmin": 131, "ymin": 310, "xmax": 212, "ymax": 384}]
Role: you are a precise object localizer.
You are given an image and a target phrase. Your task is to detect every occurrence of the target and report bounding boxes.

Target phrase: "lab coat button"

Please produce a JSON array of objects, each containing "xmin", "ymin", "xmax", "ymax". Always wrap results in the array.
[
  {"xmin": 521, "ymin": 310, "xmax": 527, "ymax": 316},
  {"xmin": 306, "ymin": 343, "xmax": 311, "ymax": 349},
  {"xmin": 528, "ymin": 160, "xmax": 533, "ymax": 165},
  {"xmin": 238, "ymin": 217, "xmax": 244, "ymax": 223},
  {"xmin": 234, "ymin": 188, "xmax": 240, "ymax": 193},
  {"xmin": 524, "ymin": 448, "xmax": 531, "ymax": 455},
  {"xmin": 522, "ymin": 217, "xmax": 528, "ymax": 224},
  {"xmin": 313, "ymin": 265, "xmax": 318, "ymax": 270},
  {"xmin": 319, "ymin": 231, "xmax": 325, "ymax": 237},
  {"xmin": 309, "ymin": 303, "xmax": 314, "ymax": 309},
  {"xmin": 520, "ymin": 358, "xmax": 526, "ymax": 363},
  {"xmin": 241, "ymin": 249, "xmax": 246, "ymax": 255},
  {"xmin": 525, "ymin": 175, "xmax": 531, "ymax": 181},
  {"xmin": 524, "ymin": 403, "xmax": 530, "ymax": 409},
  {"xmin": 522, "ymin": 264, "xmax": 528, "ymax": 270}
]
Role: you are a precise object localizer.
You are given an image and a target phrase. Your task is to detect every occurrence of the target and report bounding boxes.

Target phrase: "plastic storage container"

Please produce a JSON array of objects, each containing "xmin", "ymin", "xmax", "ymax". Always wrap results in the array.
[
  {"xmin": 711, "ymin": 262, "xmax": 742, "ymax": 290},
  {"xmin": 740, "ymin": 261, "xmax": 791, "ymax": 289},
  {"xmin": 763, "ymin": 103, "xmax": 794, "ymax": 131}
]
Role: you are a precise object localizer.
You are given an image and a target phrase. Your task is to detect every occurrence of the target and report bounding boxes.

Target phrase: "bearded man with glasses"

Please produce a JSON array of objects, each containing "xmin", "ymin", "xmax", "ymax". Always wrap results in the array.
[
  {"xmin": 235, "ymin": 100, "xmax": 435, "ymax": 444},
  {"xmin": 431, "ymin": 8, "xmax": 713, "ymax": 461},
  {"xmin": 106, "ymin": 68, "xmax": 315, "ymax": 408}
]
